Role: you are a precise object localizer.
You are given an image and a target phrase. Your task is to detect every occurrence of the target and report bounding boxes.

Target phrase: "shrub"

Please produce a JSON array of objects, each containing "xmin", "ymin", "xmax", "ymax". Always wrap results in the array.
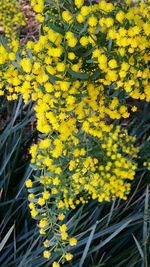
[{"xmin": 0, "ymin": 0, "xmax": 150, "ymax": 265}]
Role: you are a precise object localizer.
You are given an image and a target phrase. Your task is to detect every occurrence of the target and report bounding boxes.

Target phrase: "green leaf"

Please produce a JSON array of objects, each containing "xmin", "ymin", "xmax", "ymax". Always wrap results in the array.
[
  {"xmin": 0, "ymin": 225, "xmax": 15, "ymax": 252},
  {"xmin": 48, "ymin": 22, "xmax": 65, "ymax": 34},
  {"xmin": 68, "ymin": 68, "xmax": 90, "ymax": 80},
  {"xmin": 90, "ymin": 219, "xmax": 132, "ymax": 254},
  {"xmin": 79, "ymin": 223, "xmax": 97, "ymax": 267},
  {"xmin": 132, "ymin": 234, "xmax": 144, "ymax": 259},
  {"xmin": 90, "ymin": 70, "xmax": 100, "ymax": 80},
  {"xmin": 0, "ymin": 35, "xmax": 10, "ymax": 50},
  {"xmin": 143, "ymin": 186, "xmax": 149, "ymax": 243},
  {"xmin": 108, "ymin": 39, "xmax": 113, "ymax": 51}
]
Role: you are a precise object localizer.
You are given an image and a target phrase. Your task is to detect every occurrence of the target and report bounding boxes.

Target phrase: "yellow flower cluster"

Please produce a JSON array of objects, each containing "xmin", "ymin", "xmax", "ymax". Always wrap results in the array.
[
  {"xmin": 0, "ymin": 0, "xmax": 149, "ymax": 109},
  {"xmin": 0, "ymin": 0, "xmax": 25, "ymax": 41},
  {"xmin": 0, "ymin": 0, "xmax": 149, "ymax": 265},
  {"xmin": 30, "ymin": 127, "xmax": 138, "ymax": 204},
  {"xmin": 26, "ymin": 123, "xmax": 138, "ymax": 264},
  {"xmin": 31, "ymin": 0, "xmax": 44, "ymax": 22}
]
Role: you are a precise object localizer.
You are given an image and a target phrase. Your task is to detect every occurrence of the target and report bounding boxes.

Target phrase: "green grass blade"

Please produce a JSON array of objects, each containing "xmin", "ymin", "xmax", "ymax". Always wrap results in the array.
[
  {"xmin": 79, "ymin": 223, "xmax": 97, "ymax": 267},
  {"xmin": 0, "ymin": 225, "xmax": 15, "ymax": 252}
]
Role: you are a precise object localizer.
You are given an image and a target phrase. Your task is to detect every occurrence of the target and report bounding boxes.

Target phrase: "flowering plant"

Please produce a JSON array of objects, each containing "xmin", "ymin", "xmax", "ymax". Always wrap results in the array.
[{"xmin": 0, "ymin": 0, "xmax": 150, "ymax": 265}]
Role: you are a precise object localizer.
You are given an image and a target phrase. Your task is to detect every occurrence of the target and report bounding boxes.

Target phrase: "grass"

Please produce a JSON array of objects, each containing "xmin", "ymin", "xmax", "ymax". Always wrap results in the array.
[{"xmin": 0, "ymin": 96, "xmax": 41, "ymax": 267}]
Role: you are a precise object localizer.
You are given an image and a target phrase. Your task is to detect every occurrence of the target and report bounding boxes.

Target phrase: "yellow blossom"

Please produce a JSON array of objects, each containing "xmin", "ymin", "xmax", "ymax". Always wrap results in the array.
[
  {"xmin": 69, "ymin": 237, "xmax": 77, "ymax": 246},
  {"xmin": 43, "ymin": 250, "xmax": 51, "ymax": 259},
  {"xmin": 25, "ymin": 179, "xmax": 33, "ymax": 188},
  {"xmin": 65, "ymin": 253, "xmax": 73, "ymax": 261}
]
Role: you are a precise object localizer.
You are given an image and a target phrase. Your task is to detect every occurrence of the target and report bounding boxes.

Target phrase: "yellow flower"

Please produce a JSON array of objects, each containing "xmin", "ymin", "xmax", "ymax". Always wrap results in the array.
[
  {"xmin": 28, "ymin": 193, "xmax": 35, "ymax": 199},
  {"xmin": 44, "ymin": 239, "xmax": 51, "ymax": 248},
  {"xmin": 98, "ymin": 54, "xmax": 107, "ymax": 64},
  {"xmin": 61, "ymin": 232, "xmax": 68, "ymax": 240},
  {"xmin": 43, "ymin": 191, "xmax": 50, "ymax": 200},
  {"xmin": 43, "ymin": 250, "xmax": 51, "ymax": 259},
  {"xmin": 99, "ymin": 1, "xmax": 114, "ymax": 12},
  {"xmin": 8, "ymin": 53, "xmax": 16, "ymax": 61},
  {"xmin": 81, "ymin": 6, "xmax": 90, "ymax": 16},
  {"xmin": 80, "ymin": 36, "xmax": 89, "ymax": 46},
  {"xmin": 52, "ymin": 188, "xmax": 58, "ymax": 195},
  {"xmin": 143, "ymin": 23, "xmax": 150, "ymax": 36},
  {"xmin": 105, "ymin": 18, "xmax": 114, "ymax": 27},
  {"xmin": 0, "ymin": 90, "xmax": 4, "ymax": 96},
  {"xmin": 108, "ymin": 59, "xmax": 118, "ymax": 69},
  {"xmin": 116, "ymin": 11, "xmax": 125, "ymax": 23},
  {"xmin": 62, "ymin": 11, "xmax": 72, "ymax": 24},
  {"xmin": 39, "ymin": 219, "xmax": 49, "ymax": 228},
  {"xmin": 29, "ymin": 203, "xmax": 35, "ymax": 209},
  {"xmin": 52, "ymin": 262, "xmax": 60, "ymax": 267},
  {"xmin": 20, "ymin": 58, "xmax": 32, "ymax": 73},
  {"xmin": 36, "ymin": 14, "xmax": 44, "ymax": 22},
  {"xmin": 39, "ymin": 138, "xmax": 51, "ymax": 149},
  {"xmin": 68, "ymin": 52, "xmax": 76, "ymax": 60},
  {"xmin": 31, "ymin": 209, "xmax": 38, "ymax": 217},
  {"xmin": 65, "ymin": 253, "xmax": 73, "ymax": 261},
  {"xmin": 69, "ymin": 237, "xmax": 77, "ymax": 246},
  {"xmin": 52, "ymin": 177, "xmax": 60, "ymax": 186},
  {"xmin": 56, "ymin": 62, "xmax": 66, "ymax": 72},
  {"xmin": 88, "ymin": 16, "xmax": 98, "ymax": 27},
  {"xmin": 25, "ymin": 179, "xmax": 33, "ymax": 188},
  {"xmin": 76, "ymin": 13, "xmax": 84, "ymax": 23},
  {"xmin": 68, "ymin": 37, "xmax": 78, "ymax": 48},
  {"xmin": 43, "ymin": 158, "xmax": 52, "ymax": 167},
  {"xmin": 38, "ymin": 197, "xmax": 45, "ymax": 206},
  {"xmin": 59, "ymin": 224, "xmax": 67, "ymax": 232},
  {"xmin": 32, "ymin": 2, "xmax": 44, "ymax": 13},
  {"xmin": 75, "ymin": 0, "xmax": 84, "ymax": 9},
  {"xmin": 39, "ymin": 229, "xmax": 46, "ymax": 235},
  {"xmin": 58, "ymin": 213, "xmax": 65, "ymax": 221},
  {"xmin": 131, "ymin": 106, "xmax": 137, "ymax": 112}
]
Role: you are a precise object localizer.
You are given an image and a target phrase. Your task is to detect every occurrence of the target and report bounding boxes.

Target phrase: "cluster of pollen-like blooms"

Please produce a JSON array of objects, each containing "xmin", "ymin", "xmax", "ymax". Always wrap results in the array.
[
  {"xmin": 0, "ymin": 0, "xmax": 150, "ymax": 265},
  {"xmin": 0, "ymin": 0, "xmax": 25, "ymax": 41},
  {"xmin": 30, "ymin": 0, "xmax": 45, "ymax": 22}
]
